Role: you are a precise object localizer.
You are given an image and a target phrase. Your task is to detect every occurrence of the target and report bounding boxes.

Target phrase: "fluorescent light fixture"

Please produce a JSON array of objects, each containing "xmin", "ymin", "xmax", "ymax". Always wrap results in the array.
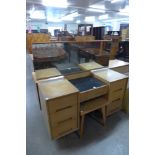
[
  {"xmin": 111, "ymin": 0, "xmax": 122, "ymax": 3},
  {"xmin": 85, "ymin": 16, "xmax": 95, "ymax": 22},
  {"xmin": 47, "ymin": 17, "xmax": 62, "ymax": 22},
  {"xmin": 76, "ymin": 20, "xmax": 81, "ymax": 24},
  {"xmin": 61, "ymin": 12, "xmax": 79, "ymax": 21},
  {"xmin": 30, "ymin": 10, "xmax": 46, "ymax": 19},
  {"xmin": 42, "ymin": 0, "xmax": 68, "ymax": 8},
  {"xmin": 65, "ymin": 12, "xmax": 79, "ymax": 18},
  {"xmin": 61, "ymin": 16, "xmax": 74, "ymax": 21},
  {"xmin": 99, "ymin": 14, "xmax": 109, "ymax": 20},
  {"xmin": 89, "ymin": 4, "xmax": 105, "ymax": 10},
  {"xmin": 103, "ymin": 18, "xmax": 129, "ymax": 23},
  {"xmin": 87, "ymin": 8, "xmax": 105, "ymax": 13}
]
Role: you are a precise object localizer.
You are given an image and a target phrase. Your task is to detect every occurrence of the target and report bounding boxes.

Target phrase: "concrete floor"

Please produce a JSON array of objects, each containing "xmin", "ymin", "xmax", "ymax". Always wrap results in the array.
[{"xmin": 26, "ymin": 54, "xmax": 129, "ymax": 155}]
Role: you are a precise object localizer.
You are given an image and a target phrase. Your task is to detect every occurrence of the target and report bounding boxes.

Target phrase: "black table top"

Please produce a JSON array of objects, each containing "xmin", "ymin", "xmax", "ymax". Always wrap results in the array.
[
  {"xmin": 69, "ymin": 76, "xmax": 105, "ymax": 92},
  {"xmin": 60, "ymin": 67, "xmax": 83, "ymax": 75}
]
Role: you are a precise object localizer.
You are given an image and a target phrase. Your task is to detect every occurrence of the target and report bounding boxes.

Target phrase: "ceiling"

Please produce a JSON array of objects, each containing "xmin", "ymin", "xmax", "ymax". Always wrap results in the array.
[{"xmin": 26, "ymin": 0, "xmax": 129, "ymax": 24}]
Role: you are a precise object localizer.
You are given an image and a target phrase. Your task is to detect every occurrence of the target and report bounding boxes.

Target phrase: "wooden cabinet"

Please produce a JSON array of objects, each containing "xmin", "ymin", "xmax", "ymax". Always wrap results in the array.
[
  {"xmin": 91, "ymin": 69, "xmax": 128, "ymax": 116},
  {"xmin": 38, "ymin": 77, "xmax": 79, "ymax": 139}
]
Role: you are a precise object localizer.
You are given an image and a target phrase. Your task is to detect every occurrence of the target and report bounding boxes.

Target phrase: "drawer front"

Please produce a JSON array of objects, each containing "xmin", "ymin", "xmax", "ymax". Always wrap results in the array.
[
  {"xmin": 110, "ymin": 79, "xmax": 127, "ymax": 92},
  {"xmin": 50, "ymin": 105, "xmax": 77, "ymax": 126},
  {"xmin": 48, "ymin": 94, "xmax": 77, "ymax": 114},
  {"xmin": 52, "ymin": 117, "xmax": 77, "ymax": 139},
  {"xmin": 106, "ymin": 99, "xmax": 122, "ymax": 116},
  {"xmin": 111, "ymin": 66, "xmax": 129, "ymax": 74},
  {"xmin": 109, "ymin": 89, "xmax": 124, "ymax": 102},
  {"xmin": 80, "ymin": 85, "xmax": 108, "ymax": 102}
]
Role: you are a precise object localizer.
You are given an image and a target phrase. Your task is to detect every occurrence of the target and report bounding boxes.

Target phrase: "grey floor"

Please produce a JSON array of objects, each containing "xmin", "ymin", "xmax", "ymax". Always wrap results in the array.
[{"xmin": 26, "ymin": 53, "xmax": 129, "ymax": 155}]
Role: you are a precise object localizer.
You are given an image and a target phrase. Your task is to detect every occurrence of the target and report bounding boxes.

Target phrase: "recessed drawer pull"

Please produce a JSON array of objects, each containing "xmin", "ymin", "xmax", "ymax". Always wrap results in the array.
[
  {"xmin": 58, "ymin": 117, "xmax": 73, "ymax": 124},
  {"xmin": 113, "ymin": 88, "xmax": 122, "ymax": 92},
  {"xmin": 112, "ymin": 98, "xmax": 121, "ymax": 103},
  {"xmin": 56, "ymin": 106, "xmax": 72, "ymax": 112},
  {"xmin": 58, "ymin": 128, "xmax": 72, "ymax": 136}
]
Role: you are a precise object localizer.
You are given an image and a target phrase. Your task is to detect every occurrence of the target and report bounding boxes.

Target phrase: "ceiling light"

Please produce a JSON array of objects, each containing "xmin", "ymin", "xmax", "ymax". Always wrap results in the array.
[
  {"xmin": 61, "ymin": 16, "xmax": 74, "ymax": 21},
  {"xmin": 87, "ymin": 8, "xmax": 105, "ymax": 13},
  {"xmin": 103, "ymin": 18, "xmax": 129, "ymax": 22},
  {"xmin": 89, "ymin": 4, "xmax": 105, "ymax": 10},
  {"xmin": 111, "ymin": 0, "xmax": 122, "ymax": 3},
  {"xmin": 47, "ymin": 17, "xmax": 62, "ymax": 22},
  {"xmin": 99, "ymin": 14, "xmax": 109, "ymax": 20},
  {"xmin": 42, "ymin": 0, "xmax": 69, "ymax": 8},
  {"xmin": 30, "ymin": 10, "xmax": 46, "ymax": 19},
  {"xmin": 65, "ymin": 12, "xmax": 79, "ymax": 18},
  {"xmin": 85, "ymin": 16, "xmax": 95, "ymax": 22},
  {"xmin": 76, "ymin": 20, "xmax": 81, "ymax": 24}
]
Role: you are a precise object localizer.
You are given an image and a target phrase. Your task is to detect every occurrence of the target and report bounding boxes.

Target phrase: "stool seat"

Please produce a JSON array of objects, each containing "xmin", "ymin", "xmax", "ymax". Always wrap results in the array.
[{"xmin": 80, "ymin": 97, "xmax": 107, "ymax": 115}]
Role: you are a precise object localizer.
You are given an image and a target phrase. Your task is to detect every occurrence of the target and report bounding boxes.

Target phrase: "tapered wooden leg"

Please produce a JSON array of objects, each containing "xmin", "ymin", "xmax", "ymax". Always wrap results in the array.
[
  {"xmin": 101, "ymin": 106, "xmax": 106, "ymax": 126},
  {"xmin": 80, "ymin": 115, "xmax": 85, "ymax": 138},
  {"xmin": 36, "ymin": 84, "xmax": 41, "ymax": 110}
]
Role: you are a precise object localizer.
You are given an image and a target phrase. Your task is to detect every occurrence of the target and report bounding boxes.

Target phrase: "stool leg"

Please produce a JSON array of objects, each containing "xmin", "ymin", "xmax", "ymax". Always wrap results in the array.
[
  {"xmin": 80, "ymin": 115, "xmax": 85, "ymax": 138},
  {"xmin": 101, "ymin": 107, "xmax": 106, "ymax": 126}
]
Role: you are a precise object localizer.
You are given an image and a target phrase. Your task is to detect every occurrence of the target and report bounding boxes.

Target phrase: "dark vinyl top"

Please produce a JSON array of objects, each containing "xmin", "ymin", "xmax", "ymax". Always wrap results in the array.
[{"xmin": 69, "ymin": 76, "xmax": 105, "ymax": 92}]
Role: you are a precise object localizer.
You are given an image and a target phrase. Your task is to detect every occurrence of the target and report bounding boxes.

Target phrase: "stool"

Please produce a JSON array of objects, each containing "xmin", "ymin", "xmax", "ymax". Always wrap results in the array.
[{"xmin": 80, "ymin": 96, "xmax": 107, "ymax": 138}]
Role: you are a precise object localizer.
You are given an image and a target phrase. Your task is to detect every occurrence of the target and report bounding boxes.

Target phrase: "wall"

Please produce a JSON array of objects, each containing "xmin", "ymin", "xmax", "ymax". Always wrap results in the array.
[{"xmin": 26, "ymin": 21, "xmax": 78, "ymax": 34}]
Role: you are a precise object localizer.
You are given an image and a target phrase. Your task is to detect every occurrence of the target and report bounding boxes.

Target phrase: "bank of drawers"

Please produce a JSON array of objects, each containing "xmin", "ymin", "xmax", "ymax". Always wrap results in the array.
[
  {"xmin": 106, "ymin": 79, "xmax": 127, "ymax": 116},
  {"xmin": 47, "ymin": 94, "xmax": 78, "ymax": 139}
]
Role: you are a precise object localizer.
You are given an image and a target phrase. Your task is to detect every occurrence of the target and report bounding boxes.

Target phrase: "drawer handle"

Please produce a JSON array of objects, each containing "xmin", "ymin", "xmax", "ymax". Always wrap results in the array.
[
  {"xmin": 56, "ymin": 105, "xmax": 72, "ymax": 112},
  {"xmin": 58, "ymin": 128, "xmax": 73, "ymax": 136},
  {"xmin": 58, "ymin": 117, "xmax": 73, "ymax": 124},
  {"xmin": 112, "ymin": 98, "xmax": 121, "ymax": 103}
]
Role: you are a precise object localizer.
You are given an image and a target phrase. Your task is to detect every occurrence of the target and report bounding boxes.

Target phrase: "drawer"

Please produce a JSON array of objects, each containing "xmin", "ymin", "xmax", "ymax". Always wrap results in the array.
[
  {"xmin": 47, "ymin": 93, "xmax": 77, "ymax": 114},
  {"xmin": 110, "ymin": 79, "xmax": 127, "ymax": 92},
  {"xmin": 106, "ymin": 99, "xmax": 122, "ymax": 116},
  {"xmin": 79, "ymin": 85, "xmax": 108, "ymax": 102},
  {"xmin": 50, "ymin": 105, "xmax": 77, "ymax": 126},
  {"xmin": 111, "ymin": 66, "xmax": 129, "ymax": 74},
  {"xmin": 52, "ymin": 117, "xmax": 77, "ymax": 139},
  {"xmin": 109, "ymin": 89, "xmax": 124, "ymax": 102}
]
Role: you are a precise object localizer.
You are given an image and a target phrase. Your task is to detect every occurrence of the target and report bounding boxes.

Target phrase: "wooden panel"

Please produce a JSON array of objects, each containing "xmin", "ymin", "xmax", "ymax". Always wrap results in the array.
[
  {"xmin": 78, "ymin": 61, "xmax": 103, "ymax": 71},
  {"xmin": 48, "ymin": 94, "xmax": 77, "ymax": 114},
  {"xmin": 79, "ymin": 85, "xmax": 108, "ymax": 102},
  {"xmin": 35, "ymin": 68, "xmax": 61, "ymax": 80},
  {"xmin": 52, "ymin": 117, "xmax": 77, "ymax": 139},
  {"xmin": 38, "ymin": 78, "xmax": 79, "ymax": 99},
  {"xmin": 106, "ymin": 99, "xmax": 122, "ymax": 116},
  {"xmin": 50, "ymin": 105, "xmax": 77, "ymax": 126},
  {"xmin": 92, "ymin": 68, "xmax": 128, "ymax": 83},
  {"xmin": 111, "ymin": 66, "xmax": 129, "ymax": 74},
  {"xmin": 38, "ymin": 88, "xmax": 52, "ymax": 137},
  {"xmin": 65, "ymin": 71, "xmax": 90, "ymax": 80}
]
